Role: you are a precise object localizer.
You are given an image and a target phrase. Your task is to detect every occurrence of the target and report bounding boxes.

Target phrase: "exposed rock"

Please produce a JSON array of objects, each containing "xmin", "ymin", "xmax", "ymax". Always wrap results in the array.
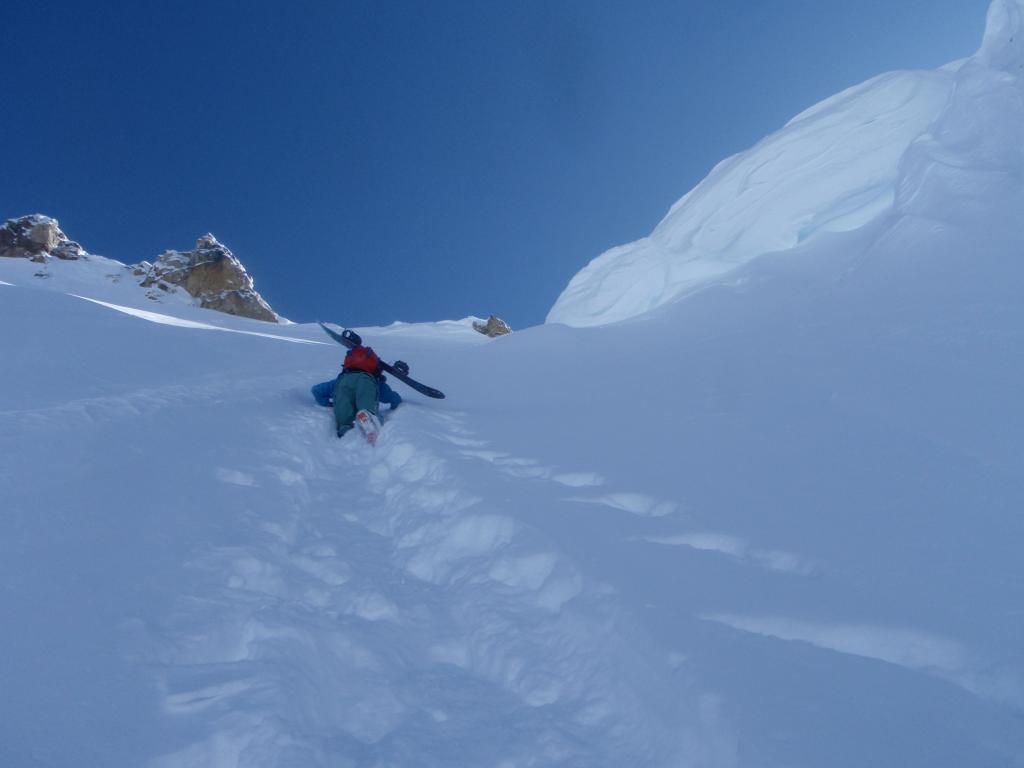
[
  {"xmin": 135, "ymin": 234, "xmax": 278, "ymax": 322},
  {"xmin": 473, "ymin": 315, "xmax": 512, "ymax": 337},
  {"xmin": 0, "ymin": 214, "xmax": 85, "ymax": 262},
  {"xmin": 51, "ymin": 240, "xmax": 86, "ymax": 260},
  {"xmin": 2, "ymin": 215, "xmax": 279, "ymax": 322}
]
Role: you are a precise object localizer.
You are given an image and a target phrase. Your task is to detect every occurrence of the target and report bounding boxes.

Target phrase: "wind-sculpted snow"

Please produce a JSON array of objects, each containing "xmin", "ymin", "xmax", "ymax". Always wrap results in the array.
[
  {"xmin": 981, "ymin": 0, "xmax": 1024, "ymax": 71},
  {"xmin": 897, "ymin": 1, "xmax": 1024, "ymax": 227},
  {"xmin": 72, "ymin": 295, "xmax": 325, "ymax": 344},
  {"xmin": 548, "ymin": 0, "xmax": 1024, "ymax": 327},
  {"xmin": 546, "ymin": 70, "xmax": 952, "ymax": 327}
]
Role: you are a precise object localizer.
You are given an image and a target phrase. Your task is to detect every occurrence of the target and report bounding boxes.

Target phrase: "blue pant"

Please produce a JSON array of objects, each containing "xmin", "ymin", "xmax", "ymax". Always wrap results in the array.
[
  {"xmin": 379, "ymin": 379, "xmax": 401, "ymax": 409},
  {"xmin": 312, "ymin": 377, "xmax": 401, "ymax": 410},
  {"xmin": 311, "ymin": 379, "xmax": 335, "ymax": 407}
]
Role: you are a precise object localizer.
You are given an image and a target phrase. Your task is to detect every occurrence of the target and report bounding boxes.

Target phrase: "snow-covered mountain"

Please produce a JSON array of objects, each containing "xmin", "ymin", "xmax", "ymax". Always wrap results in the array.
[
  {"xmin": 0, "ymin": 215, "xmax": 280, "ymax": 322},
  {"xmin": 548, "ymin": 0, "xmax": 1024, "ymax": 328},
  {"xmin": 4, "ymin": 2, "xmax": 1024, "ymax": 767}
]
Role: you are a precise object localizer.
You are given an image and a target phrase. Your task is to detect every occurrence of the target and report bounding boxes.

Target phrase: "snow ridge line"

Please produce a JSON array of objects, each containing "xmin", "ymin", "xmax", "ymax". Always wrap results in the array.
[{"xmin": 141, "ymin": 403, "xmax": 702, "ymax": 767}]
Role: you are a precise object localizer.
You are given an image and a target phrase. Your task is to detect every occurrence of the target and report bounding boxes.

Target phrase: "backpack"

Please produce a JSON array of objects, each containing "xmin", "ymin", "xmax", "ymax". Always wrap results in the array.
[{"xmin": 343, "ymin": 346, "xmax": 380, "ymax": 375}]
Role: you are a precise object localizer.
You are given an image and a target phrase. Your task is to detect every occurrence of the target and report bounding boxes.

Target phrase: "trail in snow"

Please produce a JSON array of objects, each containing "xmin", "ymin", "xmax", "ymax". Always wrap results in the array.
[
  {"xmin": 141, "ymin": 395, "xmax": 718, "ymax": 766},
  {"xmin": 0, "ymin": 283, "xmax": 712, "ymax": 766}
]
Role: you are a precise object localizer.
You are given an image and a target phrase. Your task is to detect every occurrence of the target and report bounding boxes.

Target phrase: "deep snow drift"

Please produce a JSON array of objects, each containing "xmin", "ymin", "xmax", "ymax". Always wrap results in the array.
[
  {"xmin": 5, "ymin": 2, "xmax": 1024, "ymax": 766},
  {"xmin": 547, "ymin": 0, "xmax": 1024, "ymax": 328}
]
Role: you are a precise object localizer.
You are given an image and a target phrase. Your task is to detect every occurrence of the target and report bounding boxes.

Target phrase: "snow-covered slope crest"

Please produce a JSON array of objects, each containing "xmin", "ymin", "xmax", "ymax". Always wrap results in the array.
[
  {"xmin": 0, "ymin": 215, "xmax": 281, "ymax": 323},
  {"xmin": 547, "ymin": 0, "xmax": 1021, "ymax": 327}
]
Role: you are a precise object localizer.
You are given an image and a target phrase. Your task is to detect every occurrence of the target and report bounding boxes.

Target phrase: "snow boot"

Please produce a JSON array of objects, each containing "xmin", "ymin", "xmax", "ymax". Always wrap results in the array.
[{"xmin": 355, "ymin": 409, "xmax": 382, "ymax": 444}]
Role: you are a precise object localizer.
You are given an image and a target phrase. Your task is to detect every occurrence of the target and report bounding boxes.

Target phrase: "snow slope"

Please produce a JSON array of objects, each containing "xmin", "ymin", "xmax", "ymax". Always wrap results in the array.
[
  {"xmin": 5, "ymin": 2, "xmax": 1024, "ymax": 766},
  {"xmin": 5, "ymin": 195, "xmax": 1024, "ymax": 767},
  {"xmin": 0, "ymin": 272, "xmax": 710, "ymax": 767},
  {"xmin": 547, "ymin": 0, "xmax": 1024, "ymax": 328}
]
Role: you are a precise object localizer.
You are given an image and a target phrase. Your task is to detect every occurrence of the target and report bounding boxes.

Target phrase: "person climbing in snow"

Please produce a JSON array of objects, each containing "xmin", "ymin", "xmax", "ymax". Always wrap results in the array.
[
  {"xmin": 311, "ymin": 329, "xmax": 411, "ymax": 441},
  {"xmin": 331, "ymin": 335, "xmax": 382, "ymax": 440},
  {"xmin": 311, "ymin": 369, "xmax": 403, "ymax": 412}
]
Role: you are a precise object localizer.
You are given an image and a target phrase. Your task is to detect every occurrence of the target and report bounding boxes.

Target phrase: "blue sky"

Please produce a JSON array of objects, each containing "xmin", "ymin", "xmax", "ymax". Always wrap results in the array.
[{"xmin": 2, "ymin": 0, "xmax": 988, "ymax": 327}]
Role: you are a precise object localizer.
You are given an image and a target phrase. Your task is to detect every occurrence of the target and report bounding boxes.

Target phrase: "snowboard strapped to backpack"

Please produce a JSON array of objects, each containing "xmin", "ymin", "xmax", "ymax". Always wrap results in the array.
[{"xmin": 319, "ymin": 322, "xmax": 445, "ymax": 399}]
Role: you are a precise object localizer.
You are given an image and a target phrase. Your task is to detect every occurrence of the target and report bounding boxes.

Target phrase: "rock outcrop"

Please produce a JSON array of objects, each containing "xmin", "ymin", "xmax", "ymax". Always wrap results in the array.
[
  {"xmin": 134, "ymin": 234, "xmax": 278, "ymax": 322},
  {"xmin": 0, "ymin": 215, "xmax": 86, "ymax": 262},
  {"xmin": 473, "ymin": 315, "xmax": 512, "ymax": 337},
  {"xmin": 2, "ymin": 214, "xmax": 279, "ymax": 323}
]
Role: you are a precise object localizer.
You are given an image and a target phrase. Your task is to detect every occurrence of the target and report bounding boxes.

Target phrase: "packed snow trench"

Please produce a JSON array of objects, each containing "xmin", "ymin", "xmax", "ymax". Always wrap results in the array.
[{"xmin": 5, "ymin": 2, "xmax": 1024, "ymax": 766}]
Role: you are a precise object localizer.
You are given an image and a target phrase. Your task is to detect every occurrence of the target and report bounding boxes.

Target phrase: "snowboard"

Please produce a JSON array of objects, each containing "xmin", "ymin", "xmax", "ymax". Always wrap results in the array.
[{"xmin": 318, "ymin": 322, "xmax": 446, "ymax": 400}]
